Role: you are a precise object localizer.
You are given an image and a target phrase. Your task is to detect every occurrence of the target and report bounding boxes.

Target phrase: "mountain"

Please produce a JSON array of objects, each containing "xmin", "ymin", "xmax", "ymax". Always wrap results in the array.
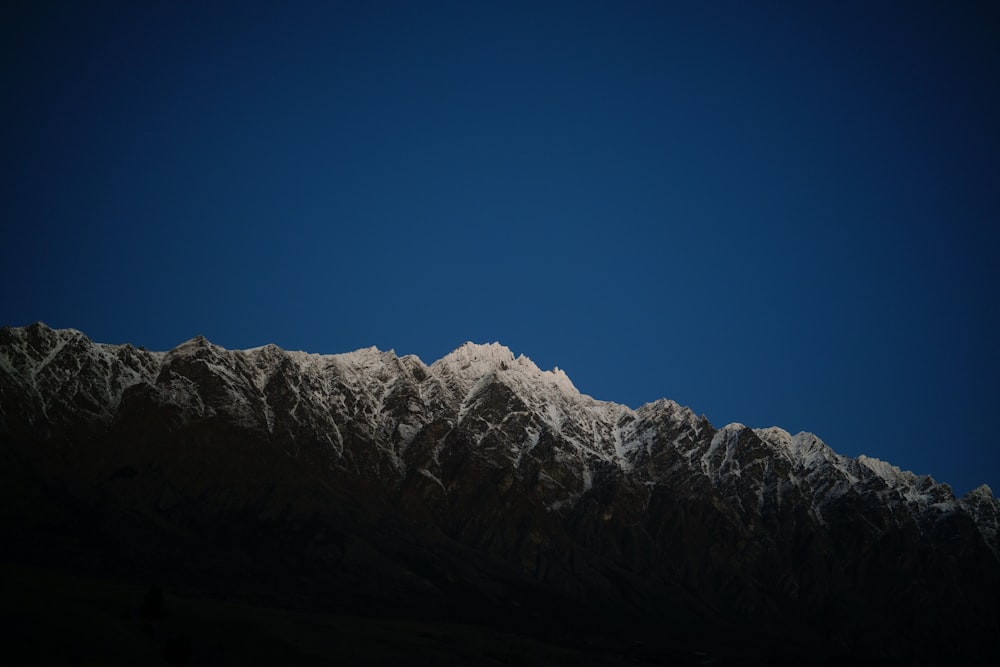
[{"xmin": 1, "ymin": 322, "xmax": 998, "ymax": 665}]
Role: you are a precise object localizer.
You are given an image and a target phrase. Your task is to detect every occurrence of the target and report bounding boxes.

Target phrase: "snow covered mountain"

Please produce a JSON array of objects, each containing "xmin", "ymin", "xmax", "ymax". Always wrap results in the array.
[{"xmin": 2, "ymin": 322, "xmax": 999, "ymax": 663}]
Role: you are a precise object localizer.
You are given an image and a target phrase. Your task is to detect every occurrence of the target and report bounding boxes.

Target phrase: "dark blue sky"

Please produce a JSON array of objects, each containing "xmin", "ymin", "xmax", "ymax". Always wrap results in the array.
[{"xmin": 3, "ymin": 1, "xmax": 998, "ymax": 495}]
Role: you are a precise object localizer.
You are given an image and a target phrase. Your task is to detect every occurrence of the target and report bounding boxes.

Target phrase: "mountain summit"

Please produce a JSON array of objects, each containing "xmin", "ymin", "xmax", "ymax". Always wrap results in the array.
[{"xmin": 2, "ymin": 322, "xmax": 998, "ymax": 664}]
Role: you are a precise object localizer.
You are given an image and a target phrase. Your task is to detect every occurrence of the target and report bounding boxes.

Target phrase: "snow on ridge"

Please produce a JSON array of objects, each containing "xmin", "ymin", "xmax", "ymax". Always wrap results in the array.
[
  {"xmin": 430, "ymin": 341, "xmax": 593, "ymax": 407},
  {"xmin": 542, "ymin": 366, "xmax": 577, "ymax": 394},
  {"xmin": 4, "ymin": 325, "xmax": 990, "ymax": 509},
  {"xmin": 968, "ymin": 484, "xmax": 995, "ymax": 500},
  {"xmin": 857, "ymin": 454, "xmax": 913, "ymax": 484},
  {"xmin": 430, "ymin": 342, "xmax": 514, "ymax": 379},
  {"xmin": 634, "ymin": 398, "xmax": 701, "ymax": 431},
  {"xmin": 745, "ymin": 427, "xmax": 847, "ymax": 475},
  {"xmin": 754, "ymin": 426, "xmax": 793, "ymax": 448},
  {"xmin": 435, "ymin": 341, "xmax": 516, "ymax": 366},
  {"xmin": 431, "ymin": 342, "xmax": 580, "ymax": 390},
  {"xmin": 39, "ymin": 332, "xmax": 597, "ymax": 426},
  {"xmin": 855, "ymin": 454, "xmax": 959, "ymax": 508},
  {"xmin": 167, "ymin": 335, "xmax": 216, "ymax": 352},
  {"xmin": 700, "ymin": 424, "xmax": 744, "ymax": 480},
  {"xmin": 423, "ymin": 342, "xmax": 639, "ymax": 465},
  {"xmin": 0, "ymin": 324, "xmax": 164, "ymax": 416},
  {"xmin": 331, "ymin": 345, "xmax": 395, "ymax": 368}
]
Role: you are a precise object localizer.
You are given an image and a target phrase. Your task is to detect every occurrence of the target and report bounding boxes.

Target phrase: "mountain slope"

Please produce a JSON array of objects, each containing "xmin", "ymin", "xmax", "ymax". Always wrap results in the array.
[{"xmin": 2, "ymin": 322, "xmax": 998, "ymax": 664}]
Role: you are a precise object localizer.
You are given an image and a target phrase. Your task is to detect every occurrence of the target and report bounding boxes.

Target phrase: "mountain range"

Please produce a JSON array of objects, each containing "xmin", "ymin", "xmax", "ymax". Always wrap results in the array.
[{"xmin": 1, "ymin": 322, "xmax": 998, "ymax": 665}]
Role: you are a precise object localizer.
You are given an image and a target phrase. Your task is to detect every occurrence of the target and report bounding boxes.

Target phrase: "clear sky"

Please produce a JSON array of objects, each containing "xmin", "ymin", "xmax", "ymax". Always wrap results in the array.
[{"xmin": 3, "ymin": 1, "xmax": 998, "ymax": 495}]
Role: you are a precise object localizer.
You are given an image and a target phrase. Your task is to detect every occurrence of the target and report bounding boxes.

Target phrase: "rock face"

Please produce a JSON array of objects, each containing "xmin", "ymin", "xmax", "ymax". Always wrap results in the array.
[{"xmin": 2, "ymin": 322, "xmax": 999, "ymax": 663}]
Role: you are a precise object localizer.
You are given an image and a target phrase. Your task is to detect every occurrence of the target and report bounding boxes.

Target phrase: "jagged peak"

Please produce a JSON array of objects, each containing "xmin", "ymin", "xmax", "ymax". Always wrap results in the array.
[
  {"xmin": 11, "ymin": 321, "xmax": 87, "ymax": 342},
  {"xmin": 542, "ymin": 366, "xmax": 576, "ymax": 393},
  {"xmin": 354, "ymin": 345, "xmax": 383, "ymax": 354},
  {"xmin": 0, "ymin": 323, "xmax": 93, "ymax": 366},
  {"xmin": 239, "ymin": 342, "xmax": 317, "ymax": 367},
  {"xmin": 167, "ymin": 334, "xmax": 222, "ymax": 357},
  {"xmin": 752, "ymin": 427, "xmax": 829, "ymax": 449},
  {"xmin": 433, "ymin": 342, "xmax": 533, "ymax": 380},
  {"xmin": 238, "ymin": 342, "xmax": 291, "ymax": 363},
  {"xmin": 638, "ymin": 397, "xmax": 690, "ymax": 413},
  {"xmin": 858, "ymin": 453, "xmax": 896, "ymax": 473},
  {"xmin": 754, "ymin": 426, "xmax": 793, "ymax": 447},
  {"xmin": 332, "ymin": 345, "xmax": 399, "ymax": 369},
  {"xmin": 635, "ymin": 399, "xmax": 701, "ymax": 430},
  {"xmin": 787, "ymin": 431, "xmax": 833, "ymax": 458},
  {"xmin": 427, "ymin": 341, "xmax": 590, "ymax": 409},
  {"xmin": 399, "ymin": 353, "xmax": 422, "ymax": 363},
  {"xmin": 242, "ymin": 342, "xmax": 283, "ymax": 353},
  {"xmin": 437, "ymin": 341, "xmax": 516, "ymax": 365},
  {"xmin": 966, "ymin": 484, "xmax": 995, "ymax": 500},
  {"xmin": 25, "ymin": 320, "xmax": 55, "ymax": 333},
  {"xmin": 857, "ymin": 454, "xmax": 920, "ymax": 486}
]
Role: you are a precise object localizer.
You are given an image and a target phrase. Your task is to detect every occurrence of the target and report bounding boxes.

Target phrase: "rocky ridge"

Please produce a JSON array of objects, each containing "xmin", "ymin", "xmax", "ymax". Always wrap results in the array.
[{"xmin": 2, "ymin": 322, "xmax": 999, "ymax": 663}]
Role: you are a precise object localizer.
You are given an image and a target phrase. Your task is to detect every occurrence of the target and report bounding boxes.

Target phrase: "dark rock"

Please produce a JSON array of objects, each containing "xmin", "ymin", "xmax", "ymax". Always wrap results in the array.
[{"xmin": 1, "ymin": 324, "xmax": 997, "ymax": 664}]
